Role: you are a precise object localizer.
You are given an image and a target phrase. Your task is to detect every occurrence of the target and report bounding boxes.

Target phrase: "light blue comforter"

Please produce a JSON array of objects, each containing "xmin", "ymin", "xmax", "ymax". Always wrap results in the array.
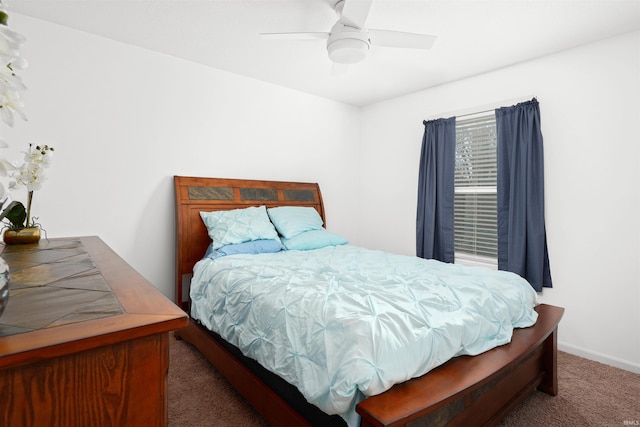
[{"xmin": 190, "ymin": 245, "xmax": 538, "ymax": 425}]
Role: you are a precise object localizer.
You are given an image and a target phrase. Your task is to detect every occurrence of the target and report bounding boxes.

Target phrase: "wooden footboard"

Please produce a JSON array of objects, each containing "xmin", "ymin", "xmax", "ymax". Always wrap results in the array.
[{"xmin": 356, "ymin": 304, "xmax": 564, "ymax": 427}]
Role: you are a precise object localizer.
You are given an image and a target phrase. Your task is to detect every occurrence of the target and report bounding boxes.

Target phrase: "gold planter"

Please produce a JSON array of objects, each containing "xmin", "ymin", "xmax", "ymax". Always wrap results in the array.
[{"xmin": 3, "ymin": 227, "xmax": 41, "ymax": 245}]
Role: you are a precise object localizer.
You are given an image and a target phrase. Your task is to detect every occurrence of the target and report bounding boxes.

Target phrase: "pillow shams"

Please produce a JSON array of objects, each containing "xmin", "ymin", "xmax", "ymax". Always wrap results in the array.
[
  {"xmin": 281, "ymin": 229, "xmax": 348, "ymax": 251},
  {"xmin": 267, "ymin": 206, "xmax": 324, "ymax": 239},
  {"xmin": 200, "ymin": 205, "xmax": 280, "ymax": 250}
]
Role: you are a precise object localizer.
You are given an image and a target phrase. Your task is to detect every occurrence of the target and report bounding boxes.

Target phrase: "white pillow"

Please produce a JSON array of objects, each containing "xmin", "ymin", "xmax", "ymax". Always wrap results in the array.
[{"xmin": 200, "ymin": 206, "xmax": 280, "ymax": 250}]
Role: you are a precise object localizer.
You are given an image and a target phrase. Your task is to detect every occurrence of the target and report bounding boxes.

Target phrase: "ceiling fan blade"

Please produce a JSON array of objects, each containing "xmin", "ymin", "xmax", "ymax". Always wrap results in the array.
[
  {"xmin": 340, "ymin": 0, "xmax": 372, "ymax": 29},
  {"xmin": 369, "ymin": 29, "xmax": 437, "ymax": 49},
  {"xmin": 259, "ymin": 32, "xmax": 329, "ymax": 41}
]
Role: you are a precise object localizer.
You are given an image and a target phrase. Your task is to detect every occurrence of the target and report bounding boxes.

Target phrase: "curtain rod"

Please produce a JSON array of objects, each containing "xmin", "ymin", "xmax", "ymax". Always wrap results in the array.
[{"xmin": 425, "ymin": 95, "xmax": 537, "ymax": 121}]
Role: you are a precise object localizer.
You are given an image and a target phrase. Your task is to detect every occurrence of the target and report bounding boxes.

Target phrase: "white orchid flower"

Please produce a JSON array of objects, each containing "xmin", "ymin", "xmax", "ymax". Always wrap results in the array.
[
  {"xmin": 10, "ymin": 144, "xmax": 53, "ymax": 191},
  {"xmin": 0, "ymin": 83, "xmax": 26, "ymax": 126},
  {"xmin": 0, "ymin": 16, "xmax": 27, "ymax": 128},
  {"xmin": 0, "ymin": 24, "xmax": 25, "ymax": 57}
]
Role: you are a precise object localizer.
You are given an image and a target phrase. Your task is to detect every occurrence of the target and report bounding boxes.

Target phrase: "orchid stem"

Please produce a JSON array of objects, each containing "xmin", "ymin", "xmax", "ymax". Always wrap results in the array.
[{"xmin": 25, "ymin": 190, "xmax": 33, "ymax": 228}]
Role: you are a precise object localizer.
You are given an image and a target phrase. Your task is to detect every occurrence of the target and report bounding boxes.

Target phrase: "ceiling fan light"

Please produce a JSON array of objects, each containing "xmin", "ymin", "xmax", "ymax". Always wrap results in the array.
[{"xmin": 327, "ymin": 38, "xmax": 369, "ymax": 64}]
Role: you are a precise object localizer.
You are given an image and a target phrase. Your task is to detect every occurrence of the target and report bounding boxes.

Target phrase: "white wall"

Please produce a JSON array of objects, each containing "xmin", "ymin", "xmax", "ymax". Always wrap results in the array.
[
  {"xmin": 3, "ymin": 14, "xmax": 362, "ymax": 301},
  {"xmin": 360, "ymin": 31, "xmax": 640, "ymax": 372}
]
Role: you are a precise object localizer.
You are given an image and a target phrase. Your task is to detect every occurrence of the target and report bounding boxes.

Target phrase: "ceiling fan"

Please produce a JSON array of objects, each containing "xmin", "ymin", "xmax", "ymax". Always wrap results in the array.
[{"xmin": 259, "ymin": 0, "xmax": 437, "ymax": 66}]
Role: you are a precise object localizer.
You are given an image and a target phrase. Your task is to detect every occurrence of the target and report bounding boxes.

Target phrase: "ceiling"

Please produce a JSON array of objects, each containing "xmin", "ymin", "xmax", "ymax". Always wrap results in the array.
[{"xmin": 9, "ymin": 0, "xmax": 640, "ymax": 106}]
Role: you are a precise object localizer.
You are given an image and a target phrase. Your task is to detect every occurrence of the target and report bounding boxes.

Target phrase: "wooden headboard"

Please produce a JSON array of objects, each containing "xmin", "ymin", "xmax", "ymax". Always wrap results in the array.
[{"xmin": 174, "ymin": 176, "xmax": 325, "ymax": 311}]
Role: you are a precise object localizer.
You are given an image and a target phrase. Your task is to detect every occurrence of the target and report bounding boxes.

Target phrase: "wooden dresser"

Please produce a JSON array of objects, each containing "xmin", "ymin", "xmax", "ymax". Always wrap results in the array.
[{"xmin": 0, "ymin": 236, "xmax": 188, "ymax": 426}]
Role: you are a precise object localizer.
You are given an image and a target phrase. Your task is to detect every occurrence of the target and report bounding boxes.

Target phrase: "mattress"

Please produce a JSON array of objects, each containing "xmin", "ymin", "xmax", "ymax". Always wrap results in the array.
[{"xmin": 190, "ymin": 245, "xmax": 538, "ymax": 426}]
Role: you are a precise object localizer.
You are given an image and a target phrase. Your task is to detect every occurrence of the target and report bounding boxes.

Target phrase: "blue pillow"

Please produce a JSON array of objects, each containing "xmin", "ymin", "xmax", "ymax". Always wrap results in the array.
[
  {"xmin": 281, "ymin": 229, "xmax": 348, "ymax": 251},
  {"xmin": 200, "ymin": 206, "xmax": 280, "ymax": 250},
  {"xmin": 206, "ymin": 239, "xmax": 284, "ymax": 260},
  {"xmin": 267, "ymin": 206, "xmax": 324, "ymax": 239}
]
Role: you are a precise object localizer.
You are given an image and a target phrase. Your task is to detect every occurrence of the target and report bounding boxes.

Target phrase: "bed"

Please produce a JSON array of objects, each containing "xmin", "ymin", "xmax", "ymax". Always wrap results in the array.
[{"xmin": 174, "ymin": 175, "xmax": 564, "ymax": 427}]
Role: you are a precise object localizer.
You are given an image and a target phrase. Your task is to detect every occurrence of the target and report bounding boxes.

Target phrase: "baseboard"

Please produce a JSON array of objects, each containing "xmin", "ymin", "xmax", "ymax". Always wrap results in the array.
[{"xmin": 559, "ymin": 341, "xmax": 640, "ymax": 374}]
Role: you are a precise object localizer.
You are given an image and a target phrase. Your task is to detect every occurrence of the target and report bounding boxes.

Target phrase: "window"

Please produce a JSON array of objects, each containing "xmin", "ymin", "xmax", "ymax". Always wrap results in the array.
[{"xmin": 454, "ymin": 113, "xmax": 497, "ymax": 267}]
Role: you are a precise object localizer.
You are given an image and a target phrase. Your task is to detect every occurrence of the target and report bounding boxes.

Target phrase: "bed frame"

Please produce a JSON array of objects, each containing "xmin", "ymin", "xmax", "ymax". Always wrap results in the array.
[{"xmin": 174, "ymin": 175, "xmax": 564, "ymax": 427}]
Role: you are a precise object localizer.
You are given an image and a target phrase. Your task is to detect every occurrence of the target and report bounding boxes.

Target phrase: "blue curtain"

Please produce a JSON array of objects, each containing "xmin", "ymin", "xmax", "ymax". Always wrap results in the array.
[
  {"xmin": 496, "ymin": 99, "xmax": 552, "ymax": 291},
  {"xmin": 416, "ymin": 118, "xmax": 455, "ymax": 262}
]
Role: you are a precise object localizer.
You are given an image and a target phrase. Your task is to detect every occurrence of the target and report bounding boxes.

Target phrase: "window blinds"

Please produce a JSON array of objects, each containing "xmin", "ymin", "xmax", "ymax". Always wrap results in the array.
[{"xmin": 454, "ymin": 114, "xmax": 498, "ymax": 260}]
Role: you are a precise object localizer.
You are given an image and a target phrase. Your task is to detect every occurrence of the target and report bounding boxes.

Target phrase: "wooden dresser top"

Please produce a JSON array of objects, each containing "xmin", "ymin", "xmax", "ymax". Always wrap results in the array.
[{"xmin": 0, "ymin": 236, "xmax": 187, "ymax": 369}]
